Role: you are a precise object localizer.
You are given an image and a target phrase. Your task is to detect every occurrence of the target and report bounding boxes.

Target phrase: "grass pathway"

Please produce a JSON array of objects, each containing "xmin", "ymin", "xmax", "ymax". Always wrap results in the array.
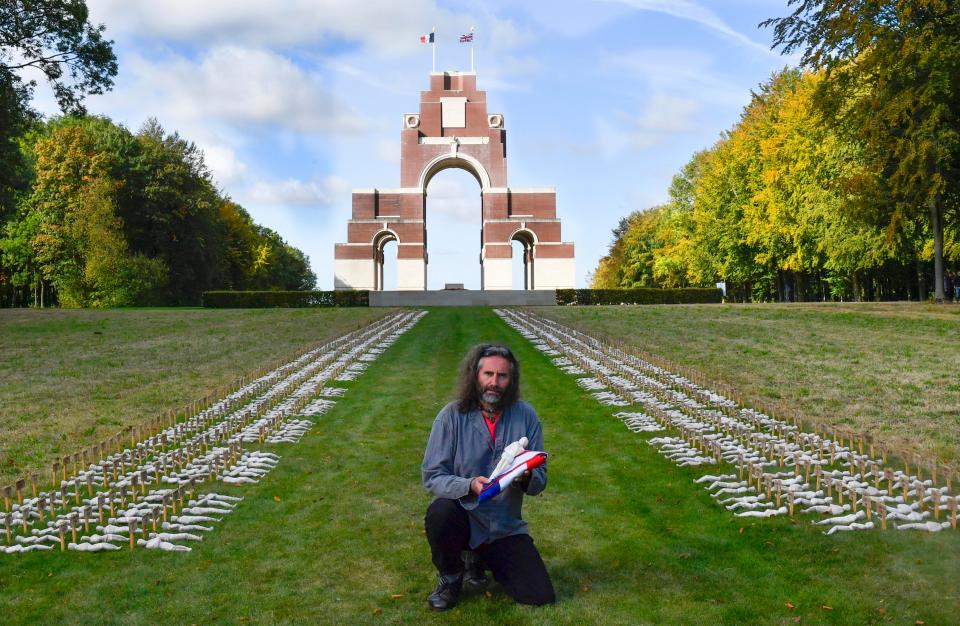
[{"xmin": 1, "ymin": 308, "xmax": 957, "ymax": 624}]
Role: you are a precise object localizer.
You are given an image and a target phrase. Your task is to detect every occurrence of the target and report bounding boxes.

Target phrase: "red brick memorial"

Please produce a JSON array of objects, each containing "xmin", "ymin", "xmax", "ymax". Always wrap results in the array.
[{"xmin": 334, "ymin": 71, "xmax": 575, "ymax": 290}]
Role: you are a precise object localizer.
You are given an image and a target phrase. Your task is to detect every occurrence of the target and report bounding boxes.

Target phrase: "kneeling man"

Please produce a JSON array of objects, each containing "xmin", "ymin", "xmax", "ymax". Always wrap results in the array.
[{"xmin": 421, "ymin": 343, "xmax": 555, "ymax": 610}]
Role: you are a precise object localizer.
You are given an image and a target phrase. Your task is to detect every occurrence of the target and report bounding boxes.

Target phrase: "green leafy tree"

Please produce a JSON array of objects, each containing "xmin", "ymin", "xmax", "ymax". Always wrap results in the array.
[{"xmin": 764, "ymin": 0, "xmax": 960, "ymax": 301}]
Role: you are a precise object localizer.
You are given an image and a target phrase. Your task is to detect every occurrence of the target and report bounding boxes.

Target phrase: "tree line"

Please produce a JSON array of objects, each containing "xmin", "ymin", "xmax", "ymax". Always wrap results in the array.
[
  {"xmin": 593, "ymin": 1, "xmax": 958, "ymax": 302},
  {"xmin": 1, "ymin": 1, "xmax": 315, "ymax": 307}
]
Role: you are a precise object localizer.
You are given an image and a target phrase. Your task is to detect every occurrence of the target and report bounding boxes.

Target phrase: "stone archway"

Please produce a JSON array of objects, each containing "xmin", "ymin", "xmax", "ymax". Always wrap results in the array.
[
  {"xmin": 372, "ymin": 229, "xmax": 398, "ymax": 291},
  {"xmin": 334, "ymin": 71, "xmax": 575, "ymax": 291},
  {"xmin": 511, "ymin": 228, "xmax": 537, "ymax": 290}
]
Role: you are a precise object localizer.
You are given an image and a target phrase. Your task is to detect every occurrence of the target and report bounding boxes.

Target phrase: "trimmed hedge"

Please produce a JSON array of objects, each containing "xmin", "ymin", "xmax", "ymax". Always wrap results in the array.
[
  {"xmin": 555, "ymin": 288, "xmax": 722, "ymax": 306},
  {"xmin": 202, "ymin": 290, "xmax": 369, "ymax": 308}
]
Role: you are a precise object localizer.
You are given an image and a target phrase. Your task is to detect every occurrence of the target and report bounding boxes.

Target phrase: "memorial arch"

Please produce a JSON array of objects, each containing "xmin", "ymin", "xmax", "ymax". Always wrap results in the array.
[{"xmin": 334, "ymin": 71, "xmax": 575, "ymax": 290}]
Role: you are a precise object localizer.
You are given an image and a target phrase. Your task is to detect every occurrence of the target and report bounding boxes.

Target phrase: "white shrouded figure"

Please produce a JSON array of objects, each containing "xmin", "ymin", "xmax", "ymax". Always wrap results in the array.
[
  {"xmin": 825, "ymin": 521, "xmax": 874, "ymax": 535},
  {"xmin": 69, "ymin": 542, "xmax": 121, "ymax": 552},
  {"xmin": 138, "ymin": 537, "xmax": 191, "ymax": 552},
  {"xmin": 896, "ymin": 520, "xmax": 950, "ymax": 532},
  {"xmin": 489, "ymin": 437, "xmax": 528, "ymax": 479},
  {"xmin": 162, "ymin": 522, "xmax": 212, "ymax": 532},
  {"xmin": 735, "ymin": 506, "xmax": 787, "ymax": 518},
  {"xmin": 150, "ymin": 532, "xmax": 202, "ymax": 542}
]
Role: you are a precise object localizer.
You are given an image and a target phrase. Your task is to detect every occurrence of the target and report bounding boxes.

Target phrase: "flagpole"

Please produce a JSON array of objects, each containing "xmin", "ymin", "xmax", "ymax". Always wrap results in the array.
[
  {"xmin": 432, "ymin": 27, "xmax": 436, "ymax": 73},
  {"xmin": 470, "ymin": 26, "xmax": 475, "ymax": 72}
]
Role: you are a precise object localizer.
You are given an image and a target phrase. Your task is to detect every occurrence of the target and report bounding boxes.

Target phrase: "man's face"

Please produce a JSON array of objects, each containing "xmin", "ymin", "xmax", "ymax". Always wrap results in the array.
[{"xmin": 477, "ymin": 355, "xmax": 511, "ymax": 408}]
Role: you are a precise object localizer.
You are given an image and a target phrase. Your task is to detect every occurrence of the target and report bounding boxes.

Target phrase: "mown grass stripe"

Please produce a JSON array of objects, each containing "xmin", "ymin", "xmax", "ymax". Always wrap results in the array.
[{"xmin": 0, "ymin": 308, "xmax": 957, "ymax": 625}]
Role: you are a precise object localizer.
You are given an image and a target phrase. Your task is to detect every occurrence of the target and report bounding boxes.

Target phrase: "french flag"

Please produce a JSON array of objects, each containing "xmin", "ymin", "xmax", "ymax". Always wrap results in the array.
[{"xmin": 477, "ymin": 450, "xmax": 548, "ymax": 503}]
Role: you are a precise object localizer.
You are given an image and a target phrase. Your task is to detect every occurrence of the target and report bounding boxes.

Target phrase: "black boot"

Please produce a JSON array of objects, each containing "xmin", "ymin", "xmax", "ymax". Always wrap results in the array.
[
  {"xmin": 462, "ymin": 551, "xmax": 488, "ymax": 589},
  {"xmin": 427, "ymin": 572, "xmax": 463, "ymax": 611}
]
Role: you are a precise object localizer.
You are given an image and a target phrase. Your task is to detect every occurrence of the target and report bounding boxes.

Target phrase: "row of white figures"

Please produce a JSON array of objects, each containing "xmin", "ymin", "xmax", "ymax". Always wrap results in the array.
[
  {"xmin": 2, "ymin": 311, "xmax": 429, "ymax": 555},
  {"xmin": 494, "ymin": 309, "xmax": 958, "ymax": 535}
]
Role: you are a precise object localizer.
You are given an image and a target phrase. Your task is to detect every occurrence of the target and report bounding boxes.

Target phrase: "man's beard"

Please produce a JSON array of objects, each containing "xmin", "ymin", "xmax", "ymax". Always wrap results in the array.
[{"xmin": 480, "ymin": 385, "xmax": 505, "ymax": 408}]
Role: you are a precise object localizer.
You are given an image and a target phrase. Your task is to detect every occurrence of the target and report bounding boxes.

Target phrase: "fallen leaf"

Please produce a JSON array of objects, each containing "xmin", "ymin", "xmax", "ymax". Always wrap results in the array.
[
  {"xmin": 786, "ymin": 602, "xmax": 795, "ymax": 609},
  {"xmin": 739, "ymin": 527, "xmax": 745, "ymax": 534},
  {"xmin": 273, "ymin": 496, "xmax": 281, "ymax": 502},
  {"xmin": 792, "ymin": 617, "xmax": 801, "ymax": 623},
  {"xmin": 485, "ymin": 591, "xmax": 493, "ymax": 598},
  {"xmin": 373, "ymin": 608, "xmax": 382, "ymax": 616},
  {"xmin": 915, "ymin": 621, "xmax": 924, "ymax": 625},
  {"xmin": 878, "ymin": 608, "xmax": 886, "ymax": 614},
  {"xmin": 391, "ymin": 594, "xmax": 403, "ymax": 600},
  {"xmin": 679, "ymin": 553, "xmax": 690, "ymax": 559},
  {"xmin": 821, "ymin": 605, "xmax": 833, "ymax": 611}
]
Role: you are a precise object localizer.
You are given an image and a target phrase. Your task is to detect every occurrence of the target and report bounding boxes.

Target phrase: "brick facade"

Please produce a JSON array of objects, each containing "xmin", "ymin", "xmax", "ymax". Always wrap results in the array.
[{"xmin": 334, "ymin": 71, "xmax": 575, "ymax": 290}]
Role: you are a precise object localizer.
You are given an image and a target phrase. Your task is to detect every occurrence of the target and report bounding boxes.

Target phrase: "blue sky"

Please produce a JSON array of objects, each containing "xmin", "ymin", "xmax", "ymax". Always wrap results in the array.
[{"xmin": 32, "ymin": 1, "xmax": 798, "ymax": 289}]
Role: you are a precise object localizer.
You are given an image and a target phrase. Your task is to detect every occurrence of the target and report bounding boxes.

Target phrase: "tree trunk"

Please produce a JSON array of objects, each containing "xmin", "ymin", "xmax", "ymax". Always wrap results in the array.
[
  {"xmin": 930, "ymin": 193, "xmax": 945, "ymax": 303},
  {"xmin": 852, "ymin": 272, "xmax": 861, "ymax": 302},
  {"xmin": 917, "ymin": 258, "xmax": 927, "ymax": 301}
]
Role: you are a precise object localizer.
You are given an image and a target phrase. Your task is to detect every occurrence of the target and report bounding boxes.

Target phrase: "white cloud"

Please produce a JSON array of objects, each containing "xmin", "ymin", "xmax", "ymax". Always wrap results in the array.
[
  {"xmin": 111, "ymin": 46, "xmax": 367, "ymax": 135},
  {"xmin": 635, "ymin": 93, "xmax": 700, "ymax": 132},
  {"xmin": 203, "ymin": 145, "xmax": 249, "ymax": 188},
  {"xmin": 599, "ymin": 0, "xmax": 776, "ymax": 56},
  {"xmin": 425, "ymin": 174, "xmax": 479, "ymax": 221},
  {"xmin": 245, "ymin": 176, "xmax": 348, "ymax": 208},
  {"xmin": 89, "ymin": 0, "xmax": 532, "ymax": 57}
]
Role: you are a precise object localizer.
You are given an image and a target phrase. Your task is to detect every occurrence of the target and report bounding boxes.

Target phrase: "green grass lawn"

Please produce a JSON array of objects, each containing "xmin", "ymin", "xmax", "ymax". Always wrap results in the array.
[
  {"xmin": 542, "ymin": 303, "xmax": 960, "ymax": 468},
  {"xmin": 0, "ymin": 308, "xmax": 390, "ymax": 484},
  {"xmin": 1, "ymin": 307, "xmax": 957, "ymax": 625}
]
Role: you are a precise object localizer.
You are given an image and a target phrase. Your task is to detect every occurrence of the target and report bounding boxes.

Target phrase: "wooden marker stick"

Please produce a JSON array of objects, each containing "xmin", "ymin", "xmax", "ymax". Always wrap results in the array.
[
  {"xmin": 885, "ymin": 468, "xmax": 894, "ymax": 496},
  {"xmin": 863, "ymin": 495, "xmax": 872, "ymax": 521},
  {"xmin": 950, "ymin": 498, "xmax": 957, "ymax": 530},
  {"xmin": 30, "ymin": 474, "xmax": 38, "ymax": 499},
  {"xmin": 69, "ymin": 513, "xmax": 78, "ymax": 544},
  {"xmin": 879, "ymin": 502, "xmax": 887, "ymax": 530},
  {"xmin": 932, "ymin": 489, "xmax": 941, "ymax": 520},
  {"xmin": 52, "ymin": 461, "xmax": 60, "ymax": 489},
  {"xmin": 128, "ymin": 519, "xmax": 136, "ymax": 551},
  {"xmin": 788, "ymin": 491, "xmax": 795, "ymax": 517},
  {"xmin": 3, "ymin": 513, "xmax": 10, "ymax": 545},
  {"xmin": 2, "ymin": 486, "xmax": 10, "ymax": 512},
  {"xmin": 97, "ymin": 494, "xmax": 105, "ymax": 525},
  {"xmin": 15, "ymin": 479, "xmax": 24, "ymax": 505},
  {"xmin": 86, "ymin": 474, "xmax": 94, "ymax": 498},
  {"xmin": 141, "ymin": 515, "xmax": 149, "ymax": 540},
  {"xmin": 82, "ymin": 505, "xmax": 90, "ymax": 533},
  {"xmin": 58, "ymin": 521, "xmax": 66, "ymax": 551}
]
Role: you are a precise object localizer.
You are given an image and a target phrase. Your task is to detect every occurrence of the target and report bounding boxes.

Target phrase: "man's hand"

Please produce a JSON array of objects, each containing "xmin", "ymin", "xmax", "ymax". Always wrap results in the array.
[
  {"xmin": 513, "ymin": 470, "xmax": 531, "ymax": 490},
  {"xmin": 470, "ymin": 476, "xmax": 489, "ymax": 495}
]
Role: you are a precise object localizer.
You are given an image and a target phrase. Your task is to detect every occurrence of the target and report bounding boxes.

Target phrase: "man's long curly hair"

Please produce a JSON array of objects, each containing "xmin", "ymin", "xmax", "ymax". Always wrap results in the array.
[{"xmin": 455, "ymin": 343, "xmax": 521, "ymax": 413}]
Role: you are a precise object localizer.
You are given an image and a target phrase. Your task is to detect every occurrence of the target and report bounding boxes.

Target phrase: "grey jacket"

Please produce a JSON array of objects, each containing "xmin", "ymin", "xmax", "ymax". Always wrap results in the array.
[{"xmin": 422, "ymin": 399, "xmax": 547, "ymax": 548}]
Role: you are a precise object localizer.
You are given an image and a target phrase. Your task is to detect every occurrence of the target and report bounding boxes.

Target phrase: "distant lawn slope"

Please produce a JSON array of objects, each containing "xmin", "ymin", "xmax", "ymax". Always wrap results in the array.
[
  {"xmin": 0, "ymin": 308, "xmax": 389, "ymax": 483},
  {"xmin": 0, "ymin": 307, "xmax": 957, "ymax": 625},
  {"xmin": 542, "ymin": 303, "xmax": 960, "ymax": 466}
]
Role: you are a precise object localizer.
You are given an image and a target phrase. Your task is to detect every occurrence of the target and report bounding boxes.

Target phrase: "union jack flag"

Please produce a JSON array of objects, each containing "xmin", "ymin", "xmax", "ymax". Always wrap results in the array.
[{"xmin": 459, "ymin": 32, "xmax": 473, "ymax": 43}]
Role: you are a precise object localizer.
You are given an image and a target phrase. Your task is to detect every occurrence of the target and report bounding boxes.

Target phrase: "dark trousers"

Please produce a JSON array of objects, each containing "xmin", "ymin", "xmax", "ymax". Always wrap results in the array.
[{"xmin": 424, "ymin": 498, "xmax": 556, "ymax": 605}]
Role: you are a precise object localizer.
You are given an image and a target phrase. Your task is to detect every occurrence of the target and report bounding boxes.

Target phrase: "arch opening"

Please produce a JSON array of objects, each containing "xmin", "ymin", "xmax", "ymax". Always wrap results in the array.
[
  {"xmin": 373, "ymin": 230, "xmax": 398, "ymax": 291},
  {"xmin": 511, "ymin": 229, "xmax": 536, "ymax": 290},
  {"xmin": 425, "ymin": 168, "xmax": 481, "ymax": 289}
]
